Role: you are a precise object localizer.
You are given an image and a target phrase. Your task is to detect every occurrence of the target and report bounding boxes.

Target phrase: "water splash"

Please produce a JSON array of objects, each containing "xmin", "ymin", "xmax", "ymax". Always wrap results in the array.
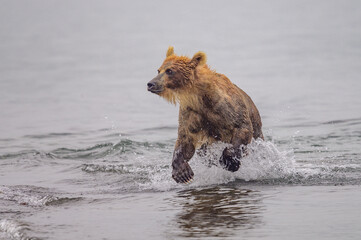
[
  {"xmin": 136, "ymin": 138, "xmax": 361, "ymax": 190},
  {"xmin": 236, "ymin": 139, "xmax": 296, "ymax": 181},
  {"xmin": 189, "ymin": 139, "xmax": 296, "ymax": 186},
  {"xmin": 138, "ymin": 139, "xmax": 296, "ymax": 191},
  {"xmin": 9, "ymin": 137, "xmax": 354, "ymax": 194}
]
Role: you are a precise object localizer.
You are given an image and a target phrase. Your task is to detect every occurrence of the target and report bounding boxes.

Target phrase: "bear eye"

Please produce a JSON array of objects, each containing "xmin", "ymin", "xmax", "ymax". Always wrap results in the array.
[{"xmin": 166, "ymin": 69, "xmax": 173, "ymax": 75}]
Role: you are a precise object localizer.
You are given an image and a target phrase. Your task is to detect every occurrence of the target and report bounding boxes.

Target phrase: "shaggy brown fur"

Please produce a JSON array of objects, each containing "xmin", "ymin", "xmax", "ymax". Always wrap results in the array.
[{"xmin": 147, "ymin": 46, "xmax": 263, "ymax": 183}]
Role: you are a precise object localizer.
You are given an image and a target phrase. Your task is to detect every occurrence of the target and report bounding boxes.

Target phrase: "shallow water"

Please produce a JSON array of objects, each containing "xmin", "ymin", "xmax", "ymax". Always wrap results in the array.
[{"xmin": 1, "ymin": 0, "xmax": 361, "ymax": 239}]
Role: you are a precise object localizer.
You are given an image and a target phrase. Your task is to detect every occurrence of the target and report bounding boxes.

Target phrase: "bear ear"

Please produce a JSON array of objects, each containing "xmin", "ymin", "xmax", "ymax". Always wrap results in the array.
[
  {"xmin": 190, "ymin": 51, "xmax": 207, "ymax": 67},
  {"xmin": 166, "ymin": 46, "xmax": 174, "ymax": 57}
]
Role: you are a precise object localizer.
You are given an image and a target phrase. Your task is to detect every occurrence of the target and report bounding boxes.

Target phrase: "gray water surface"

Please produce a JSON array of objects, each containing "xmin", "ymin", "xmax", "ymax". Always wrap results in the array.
[{"xmin": 1, "ymin": 0, "xmax": 361, "ymax": 239}]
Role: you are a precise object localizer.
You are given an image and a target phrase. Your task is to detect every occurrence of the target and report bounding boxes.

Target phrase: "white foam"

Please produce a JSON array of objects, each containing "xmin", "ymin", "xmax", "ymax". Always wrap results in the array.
[
  {"xmin": 190, "ymin": 139, "xmax": 296, "ymax": 186},
  {"xmin": 0, "ymin": 219, "xmax": 29, "ymax": 240},
  {"xmin": 236, "ymin": 139, "xmax": 296, "ymax": 181},
  {"xmin": 139, "ymin": 139, "xmax": 297, "ymax": 191}
]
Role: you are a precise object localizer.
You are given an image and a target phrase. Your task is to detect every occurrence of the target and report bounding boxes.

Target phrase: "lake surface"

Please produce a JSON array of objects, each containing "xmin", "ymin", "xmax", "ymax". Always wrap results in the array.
[{"xmin": 1, "ymin": 0, "xmax": 361, "ymax": 239}]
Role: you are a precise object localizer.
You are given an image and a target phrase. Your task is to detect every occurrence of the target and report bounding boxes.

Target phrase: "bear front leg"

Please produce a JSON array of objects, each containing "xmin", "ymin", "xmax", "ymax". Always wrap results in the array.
[
  {"xmin": 220, "ymin": 128, "xmax": 252, "ymax": 172},
  {"xmin": 171, "ymin": 140, "xmax": 195, "ymax": 184}
]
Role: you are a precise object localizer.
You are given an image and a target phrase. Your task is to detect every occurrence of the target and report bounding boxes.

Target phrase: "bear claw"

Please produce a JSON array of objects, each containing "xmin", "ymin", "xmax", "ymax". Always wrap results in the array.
[{"xmin": 172, "ymin": 161, "xmax": 194, "ymax": 184}]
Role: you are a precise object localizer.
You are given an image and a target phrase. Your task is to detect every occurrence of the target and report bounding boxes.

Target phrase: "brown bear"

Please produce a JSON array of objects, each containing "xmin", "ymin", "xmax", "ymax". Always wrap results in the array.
[{"xmin": 147, "ymin": 46, "xmax": 263, "ymax": 184}]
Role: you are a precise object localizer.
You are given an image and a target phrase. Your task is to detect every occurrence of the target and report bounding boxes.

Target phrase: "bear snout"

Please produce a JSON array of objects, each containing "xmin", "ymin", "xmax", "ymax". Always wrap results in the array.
[
  {"xmin": 147, "ymin": 82, "xmax": 156, "ymax": 89},
  {"xmin": 147, "ymin": 78, "xmax": 163, "ymax": 93}
]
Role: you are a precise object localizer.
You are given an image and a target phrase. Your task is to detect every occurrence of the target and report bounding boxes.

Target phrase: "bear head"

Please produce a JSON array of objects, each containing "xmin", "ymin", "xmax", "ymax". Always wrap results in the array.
[{"xmin": 147, "ymin": 46, "xmax": 207, "ymax": 104}]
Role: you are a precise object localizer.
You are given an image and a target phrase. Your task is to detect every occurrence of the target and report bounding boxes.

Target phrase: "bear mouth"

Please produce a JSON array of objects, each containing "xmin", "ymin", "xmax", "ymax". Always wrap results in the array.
[{"xmin": 148, "ymin": 88, "xmax": 163, "ymax": 94}]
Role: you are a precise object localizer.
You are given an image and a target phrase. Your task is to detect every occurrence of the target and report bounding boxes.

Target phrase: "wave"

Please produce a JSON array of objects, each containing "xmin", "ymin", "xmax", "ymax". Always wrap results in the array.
[
  {"xmin": 0, "ymin": 185, "xmax": 82, "ymax": 207},
  {"xmin": 0, "ymin": 139, "xmax": 170, "ymax": 161},
  {"xmin": 322, "ymin": 117, "xmax": 361, "ymax": 126},
  {"xmin": 0, "ymin": 150, "xmax": 46, "ymax": 160},
  {"xmin": 1, "ymin": 136, "xmax": 360, "ymax": 193},
  {"xmin": 0, "ymin": 219, "xmax": 33, "ymax": 240}
]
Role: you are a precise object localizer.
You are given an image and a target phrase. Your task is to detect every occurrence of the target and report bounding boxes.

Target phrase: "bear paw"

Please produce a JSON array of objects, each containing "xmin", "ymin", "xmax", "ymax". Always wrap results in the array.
[
  {"xmin": 172, "ymin": 160, "xmax": 194, "ymax": 184},
  {"xmin": 220, "ymin": 148, "xmax": 240, "ymax": 172}
]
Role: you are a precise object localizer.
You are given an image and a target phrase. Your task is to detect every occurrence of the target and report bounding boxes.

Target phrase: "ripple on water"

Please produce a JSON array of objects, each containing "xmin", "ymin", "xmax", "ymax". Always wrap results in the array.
[
  {"xmin": 2, "ymin": 135, "xmax": 360, "ymax": 196},
  {"xmin": 0, "ymin": 185, "xmax": 82, "ymax": 207}
]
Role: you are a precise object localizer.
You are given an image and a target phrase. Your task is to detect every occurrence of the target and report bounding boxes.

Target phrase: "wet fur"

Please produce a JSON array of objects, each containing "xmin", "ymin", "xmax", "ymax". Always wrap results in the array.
[{"xmin": 148, "ymin": 47, "xmax": 263, "ymax": 183}]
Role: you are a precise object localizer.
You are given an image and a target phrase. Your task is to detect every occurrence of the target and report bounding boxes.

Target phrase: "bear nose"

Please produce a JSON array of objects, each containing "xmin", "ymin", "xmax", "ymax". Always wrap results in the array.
[{"xmin": 147, "ymin": 82, "xmax": 155, "ymax": 89}]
